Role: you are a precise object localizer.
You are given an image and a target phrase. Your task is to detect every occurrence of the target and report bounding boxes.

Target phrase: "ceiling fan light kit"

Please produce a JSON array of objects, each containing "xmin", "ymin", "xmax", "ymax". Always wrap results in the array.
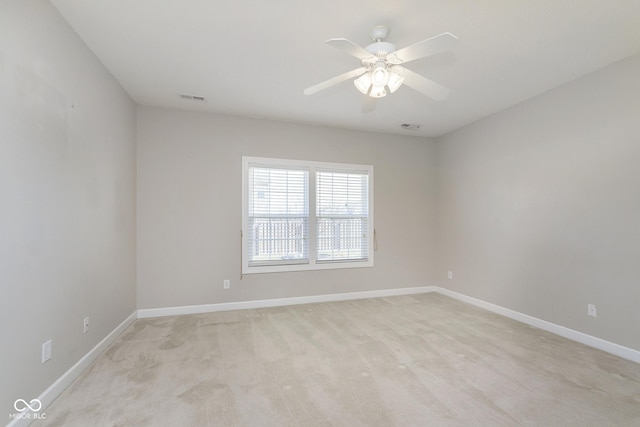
[
  {"xmin": 354, "ymin": 62, "xmax": 406, "ymax": 97},
  {"xmin": 304, "ymin": 24, "xmax": 458, "ymax": 112}
]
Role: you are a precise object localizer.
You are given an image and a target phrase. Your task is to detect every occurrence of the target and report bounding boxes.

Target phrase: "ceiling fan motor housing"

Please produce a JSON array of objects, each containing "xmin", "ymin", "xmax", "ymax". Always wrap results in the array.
[
  {"xmin": 369, "ymin": 24, "xmax": 390, "ymax": 41},
  {"xmin": 365, "ymin": 41, "xmax": 396, "ymax": 60}
]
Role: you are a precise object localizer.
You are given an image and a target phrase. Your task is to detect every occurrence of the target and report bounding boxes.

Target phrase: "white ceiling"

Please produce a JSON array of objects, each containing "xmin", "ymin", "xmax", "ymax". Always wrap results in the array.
[{"xmin": 51, "ymin": 0, "xmax": 640, "ymax": 138}]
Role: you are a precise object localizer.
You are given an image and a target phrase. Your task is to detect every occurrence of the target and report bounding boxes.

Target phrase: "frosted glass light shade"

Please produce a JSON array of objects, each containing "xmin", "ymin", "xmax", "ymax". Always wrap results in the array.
[
  {"xmin": 369, "ymin": 85, "xmax": 387, "ymax": 98},
  {"xmin": 371, "ymin": 64, "xmax": 389, "ymax": 87},
  {"xmin": 387, "ymin": 72, "xmax": 405, "ymax": 93},
  {"xmin": 354, "ymin": 73, "xmax": 372, "ymax": 94}
]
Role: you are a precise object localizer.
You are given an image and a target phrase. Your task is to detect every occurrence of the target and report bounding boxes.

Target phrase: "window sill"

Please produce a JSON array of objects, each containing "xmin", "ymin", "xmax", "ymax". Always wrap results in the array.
[{"xmin": 242, "ymin": 259, "xmax": 374, "ymax": 275}]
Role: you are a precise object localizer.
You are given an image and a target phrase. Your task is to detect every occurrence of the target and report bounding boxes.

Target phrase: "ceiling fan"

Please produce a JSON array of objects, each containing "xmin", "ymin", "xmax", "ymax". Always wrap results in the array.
[{"xmin": 303, "ymin": 25, "xmax": 458, "ymax": 112}]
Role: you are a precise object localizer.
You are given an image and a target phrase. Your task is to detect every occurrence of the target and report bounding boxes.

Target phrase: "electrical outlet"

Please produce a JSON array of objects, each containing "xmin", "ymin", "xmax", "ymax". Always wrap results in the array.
[
  {"xmin": 83, "ymin": 317, "xmax": 90, "ymax": 334},
  {"xmin": 587, "ymin": 304, "xmax": 597, "ymax": 317},
  {"xmin": 223, "ymin": 279, "xmax": 230, "ymax": 289},
  {"xmin": 42, "ymin": 340, "xmax": 52, "ymax": 363},
  {"xmin": 447, "ymin": 271, "xmax": 453, "ymax": 280}
]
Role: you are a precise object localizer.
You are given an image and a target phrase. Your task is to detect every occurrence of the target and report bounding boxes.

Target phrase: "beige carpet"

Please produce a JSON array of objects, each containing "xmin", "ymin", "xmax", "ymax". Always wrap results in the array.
[{"xmin": 34, "ymin": 293, "xmax": 640, "ymax": 426}]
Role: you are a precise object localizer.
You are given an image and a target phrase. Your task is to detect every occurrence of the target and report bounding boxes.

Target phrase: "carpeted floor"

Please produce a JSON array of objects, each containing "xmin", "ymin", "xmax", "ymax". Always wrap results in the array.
[{"xmin": 34, "ymin": 293, "xmax": 640, "ymax": 426}]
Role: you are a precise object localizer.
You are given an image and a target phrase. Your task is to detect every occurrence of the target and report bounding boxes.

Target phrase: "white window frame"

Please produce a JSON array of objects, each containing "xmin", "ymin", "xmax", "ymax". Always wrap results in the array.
[{"xmin": 242, "ymin": 156, "xmax": 374, "ymax": 274}]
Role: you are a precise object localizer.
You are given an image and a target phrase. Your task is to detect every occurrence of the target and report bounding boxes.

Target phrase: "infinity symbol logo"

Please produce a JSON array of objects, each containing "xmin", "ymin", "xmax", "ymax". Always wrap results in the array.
[{"xmin": 14, "ymin": 398, "xmax": 42, "ymax": 412}]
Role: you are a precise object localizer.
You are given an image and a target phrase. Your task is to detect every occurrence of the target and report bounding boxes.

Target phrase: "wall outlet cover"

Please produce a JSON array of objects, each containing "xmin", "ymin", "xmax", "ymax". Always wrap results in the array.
[{"xmin": 42, "ymin": 340, "xmax": 52, "ymax": 363}]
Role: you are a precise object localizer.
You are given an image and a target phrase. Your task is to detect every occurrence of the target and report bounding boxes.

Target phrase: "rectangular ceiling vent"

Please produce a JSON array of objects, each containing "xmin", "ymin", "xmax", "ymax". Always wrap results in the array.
[
  {"xmin": 179, "ymin": 94, "xmax": 206, "ymax": 101},
  {"xmin": 400, "ymin": 123, "xmax": 421, "ymax": 131}
]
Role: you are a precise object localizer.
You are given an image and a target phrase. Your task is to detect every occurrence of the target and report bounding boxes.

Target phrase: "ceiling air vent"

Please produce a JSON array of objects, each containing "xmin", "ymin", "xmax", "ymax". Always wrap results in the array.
[
  {"xmin": 179, "ymin": 94, "xmax": 206, "ymax": 101},
  {"xmin": 400, "ymin": 123, "xmax": 421, "ymax": 131}
]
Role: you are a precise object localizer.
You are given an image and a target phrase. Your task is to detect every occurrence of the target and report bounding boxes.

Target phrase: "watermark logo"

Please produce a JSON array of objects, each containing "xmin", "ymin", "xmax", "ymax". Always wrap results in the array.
[
  {"xmin": 8, "ymin": 398, "xmax": 46, "ymax": 420},
  {"xmin": 14, "ymin": 399, "xmax": 42, "ymax": 412}
]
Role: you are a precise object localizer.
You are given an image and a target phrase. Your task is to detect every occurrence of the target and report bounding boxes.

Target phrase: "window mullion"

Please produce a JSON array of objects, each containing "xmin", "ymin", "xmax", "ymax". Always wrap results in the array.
[{"xmin": 308, "ymin": 167, "xmax": 317, "ymax": 266}]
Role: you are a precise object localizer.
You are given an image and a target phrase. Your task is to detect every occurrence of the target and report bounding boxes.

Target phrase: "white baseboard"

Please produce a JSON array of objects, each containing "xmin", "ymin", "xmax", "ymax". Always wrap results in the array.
[
  {"xmin": 6, "ymin": 311, "xmax": 137, "ymax": 427},
  {"xmin": 137, "ymin": 286, "xmax": 437, "ymax": 318},
  {"xmin": 435, "ymin": 286, "xmax": 640, "ymax": 364}
]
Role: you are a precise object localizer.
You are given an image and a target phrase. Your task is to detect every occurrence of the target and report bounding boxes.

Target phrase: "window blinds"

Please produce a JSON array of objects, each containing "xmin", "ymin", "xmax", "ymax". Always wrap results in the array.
[
  {"xmin": 316, "ymin": 170, "xmax": 369, "ymax": 263},
  {"xmin": 243, "ymin": 156, "xmax": 373, "ymax": 273},
  {"xmin": 247, "ymin": 166, "xmax": 309, "ymax": 266}
]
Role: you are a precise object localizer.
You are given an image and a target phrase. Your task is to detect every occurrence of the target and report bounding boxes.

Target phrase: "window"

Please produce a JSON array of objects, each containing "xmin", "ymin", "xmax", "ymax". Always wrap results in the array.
[
  {"xmin": 247, "ymin": 166, "xmax": 309, "ymax": 267},
  {"xmin": 316, "ymin": 170, "xmax": 369, "ymax": 263},
  {"xmin": 242, "ymin": 156, "xmax": 373, "ymax": 274}
]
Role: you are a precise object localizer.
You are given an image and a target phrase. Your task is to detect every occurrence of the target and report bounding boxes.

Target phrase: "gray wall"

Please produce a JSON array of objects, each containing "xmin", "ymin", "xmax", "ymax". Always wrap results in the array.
[
  {"xmin": 0, "ymin": 0, "xmax": 137, "ymax": 416},
  {"xmin": 137, "ymin": 106, "xmax": 438, "ymax": 309},
  {"xmin": 436, "ymin": 54, "xmax": 640, "ymax": 351}
]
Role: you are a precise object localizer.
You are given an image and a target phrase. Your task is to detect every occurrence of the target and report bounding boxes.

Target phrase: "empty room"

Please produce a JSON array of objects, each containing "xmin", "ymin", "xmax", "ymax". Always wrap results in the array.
[{"xmin": 2, "ymin": 0, "xmax": 640, "ymax": 425}]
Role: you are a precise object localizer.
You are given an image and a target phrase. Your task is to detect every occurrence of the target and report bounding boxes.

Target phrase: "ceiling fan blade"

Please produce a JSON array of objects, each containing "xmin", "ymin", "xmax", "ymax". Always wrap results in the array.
[
  {"xmin": 362, "ymin": 95, "xmax": 377, "ymax": 113},
  {"xmin": 393, "ymin": 66, "xmax": 450, "ymax": 101},
  {"xmin": 303, "ymin": 67, "xmax": 367, "ymax": 95},
  {"xmin": 389, "ymin": 32, "xmax": 458, "ymax": 64},
  {"xmin": 326, "ymin": 38, "xmax": 374, "ymax": 60}
]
